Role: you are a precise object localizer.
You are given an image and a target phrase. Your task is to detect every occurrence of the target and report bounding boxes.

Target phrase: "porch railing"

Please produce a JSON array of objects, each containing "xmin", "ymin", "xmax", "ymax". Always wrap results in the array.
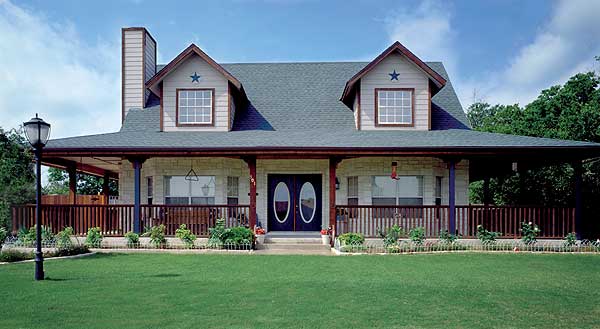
[
  {"xmin": 335, "ymin": 205, "xmax": 575, "ymax": 238},
  {"xmin": 11, "ymin": 204, "xmax": 250, "ymax": 237}
]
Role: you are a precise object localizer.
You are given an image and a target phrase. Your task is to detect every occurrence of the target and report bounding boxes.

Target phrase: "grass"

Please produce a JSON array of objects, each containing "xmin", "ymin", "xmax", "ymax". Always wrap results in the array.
[{"xmin": 0, "ymin": 253, "xmax": 599, "ymax": 328}]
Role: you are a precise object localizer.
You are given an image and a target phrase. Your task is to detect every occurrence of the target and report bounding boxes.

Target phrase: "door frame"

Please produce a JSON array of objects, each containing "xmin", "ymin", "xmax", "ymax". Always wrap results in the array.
[{"xmin": 266, "ymin": 173, "xmax": 323, "ymax": 232}]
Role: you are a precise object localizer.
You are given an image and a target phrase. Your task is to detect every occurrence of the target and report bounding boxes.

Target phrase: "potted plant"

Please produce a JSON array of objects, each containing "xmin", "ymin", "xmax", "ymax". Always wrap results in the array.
[
  {"xmin": 255, "ymin": 227, "xmax": 266, "ymax": 244},
  {"xmin": 320, "ymin": 228, "xmax": 330, "ymax": 245}
]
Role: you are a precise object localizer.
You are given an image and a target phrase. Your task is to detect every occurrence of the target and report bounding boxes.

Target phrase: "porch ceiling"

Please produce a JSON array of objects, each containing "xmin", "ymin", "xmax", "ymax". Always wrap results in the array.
[{"xmin": 42, "ymin": 156, "xmax": 120, "ymax": 179}]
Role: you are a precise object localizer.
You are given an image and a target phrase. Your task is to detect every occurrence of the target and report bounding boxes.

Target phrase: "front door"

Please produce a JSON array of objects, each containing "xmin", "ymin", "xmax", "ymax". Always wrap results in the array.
[{"xmin": 267, "ymin": 174, "xmax": 322, "ymax": 231}]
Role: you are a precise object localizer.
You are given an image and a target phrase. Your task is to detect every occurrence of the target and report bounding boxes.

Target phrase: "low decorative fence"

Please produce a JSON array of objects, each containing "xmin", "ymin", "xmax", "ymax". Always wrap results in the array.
[
  {"xmin": 11, "ymin": 204, "xmax": 250, "ymax": 237},
  {"xmin": 335, "ymin": 205, "xmax": 576, "ymax": 238}
]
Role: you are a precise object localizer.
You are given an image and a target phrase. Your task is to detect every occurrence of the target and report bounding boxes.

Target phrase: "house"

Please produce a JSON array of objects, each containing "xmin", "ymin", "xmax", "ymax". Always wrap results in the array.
[{"xmin": 13, "ymin": 27, "xmax": 600, "ymax": 240}]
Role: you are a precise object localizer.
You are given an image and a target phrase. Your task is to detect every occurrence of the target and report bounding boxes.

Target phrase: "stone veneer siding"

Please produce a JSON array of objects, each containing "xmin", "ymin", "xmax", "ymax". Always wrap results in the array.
[{"xmin": 119, "ymin": 157, "xmax": 469, "ymax": 232}]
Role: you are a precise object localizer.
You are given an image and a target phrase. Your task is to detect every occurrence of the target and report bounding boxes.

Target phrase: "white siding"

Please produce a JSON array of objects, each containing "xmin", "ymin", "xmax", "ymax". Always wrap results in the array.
[
  {"xmin": 360, "ymin": 53, "xmax": 430, "ymax": 130},
  {"xmin": 353, "ymin": 89, "xmax": 360, "ymax": 129},
  {"xmin": 162, "ymin": 56, "xmax": 229, "ymax": 131},
  {"xmin": 122, "ymin": 29, "xmax": 156, "ymax": 119},
  {"xmin": 144, "ymin": 33, "xmax": 156, "ymax": 103}
]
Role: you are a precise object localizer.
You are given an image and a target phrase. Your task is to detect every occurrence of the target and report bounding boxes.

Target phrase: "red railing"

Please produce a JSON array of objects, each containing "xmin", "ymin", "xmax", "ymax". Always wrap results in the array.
[
  {"xmin": 335, "ymin": 205, "xmax": 575, "ymax": 238},
  {"xmin": 11, "ymin": 204, "xmax": 250, "ymax": 237}
]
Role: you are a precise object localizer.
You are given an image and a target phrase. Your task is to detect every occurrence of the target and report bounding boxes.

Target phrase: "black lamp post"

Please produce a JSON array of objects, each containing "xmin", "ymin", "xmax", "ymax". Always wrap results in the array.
[{"xmin": 23, "ymin": 114, "xmax": 51, "ymax": 281}]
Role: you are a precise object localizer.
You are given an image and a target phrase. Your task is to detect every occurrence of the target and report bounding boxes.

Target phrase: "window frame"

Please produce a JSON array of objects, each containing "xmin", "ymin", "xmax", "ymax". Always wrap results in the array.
[
  {"xmin": 371, "ymin": 175, "xmax": 424, "ymax": 206},
  {"xmin": 175, "ymin": 88, "xmax": 215, "ymax": 127},
  {"xmin": 164, "ymin": 175, "xmax": 216, "ymax": 205},
  {"xmin": 347, "ymin": 176, "xmax": 359, "ymax": 205},
  {"xmin": 374, "ymin": 88, "xmax": 415, "ymax": 127},
  {"xmin": 227, "ymin": 176, "xmax": 239, "ymax": 205}
]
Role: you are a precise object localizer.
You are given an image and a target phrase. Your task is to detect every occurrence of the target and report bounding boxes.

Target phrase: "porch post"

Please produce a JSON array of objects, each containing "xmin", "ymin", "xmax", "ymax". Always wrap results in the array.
[
  {"xmin": 68, "ymin": 165, "xmax": 77, "ymax": 205},
  {"xmin": 131, "ymin": 158, "xmax": 144, "ymax": 234},
  {"xmin": 245, "ymin": 157, "xmax": 257, "ymax": 229},
  {"xmin": 573, "ymin": 161, "xmax": 583, "ymax": 239},
  {"xmin": 448, "ymin": 159, "xmax": 456, "ymax": 235},
  {"xmin": 483, "ymin": 176, "xmax": 491, "ymax": 206},
  {"xmin": 102, "ymin": 173, "xmax": 110, "ymax": 204},
  {"xmin": 329, "ymin": 158, "xmax": 340, "ymax": 231}
]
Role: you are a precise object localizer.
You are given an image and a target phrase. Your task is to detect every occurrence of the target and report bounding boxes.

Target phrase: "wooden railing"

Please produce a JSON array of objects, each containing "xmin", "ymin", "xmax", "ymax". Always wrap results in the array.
[
  {"xmin": 11, "ymin": 204, "xmax": 250, "ymax": 237},
  {"xmin": 335, "ymin": 205, "xmax": 575, "ymax": 238},
  {"xmin": 455, "ymin": 205, "xmax": 575, "ymax": 239}
]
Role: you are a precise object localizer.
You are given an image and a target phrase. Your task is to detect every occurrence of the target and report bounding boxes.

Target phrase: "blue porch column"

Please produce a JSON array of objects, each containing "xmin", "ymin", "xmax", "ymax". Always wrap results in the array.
[
  {"xmin": 448, "ymin": 159, "xmax": 456, "ymax": 235},
  {"xmin": 131, "ymin": 158, "xmax": 145, "ymax": 234},
  {"xmin": 573, "ymin": 161, "xmax": 583, "ymax": 239}
]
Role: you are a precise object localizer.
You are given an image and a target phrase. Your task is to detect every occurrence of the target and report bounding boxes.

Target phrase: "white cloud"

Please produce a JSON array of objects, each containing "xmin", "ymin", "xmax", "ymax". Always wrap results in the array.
[
  {"xmin": 0, "ymin": 0, "xmax": 121, "ymax": 138},
  {"xmin": 385, "ymin": 0, "xmax": 600, "ymax": 109},
  {"xmin": 385, "ymin": 1, "xmax": 456, "ymax": 72}
]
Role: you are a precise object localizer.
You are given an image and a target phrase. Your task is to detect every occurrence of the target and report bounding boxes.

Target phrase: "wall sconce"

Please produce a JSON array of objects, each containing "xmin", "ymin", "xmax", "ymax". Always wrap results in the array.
[
  {"xmin": 391, "ymin": 161, "xmax": 398, "ymax": 180},
  {"xmin": 335, "ymin": 177, "xmax": 340, "ymax": 190}
]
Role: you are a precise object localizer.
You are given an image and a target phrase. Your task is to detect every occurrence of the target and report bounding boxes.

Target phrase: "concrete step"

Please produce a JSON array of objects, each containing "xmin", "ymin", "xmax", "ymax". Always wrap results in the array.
[
  {"xmin": 257, "ymin": 243, "xmax": 330, "ymax": 251},
  {"xmin": 264, "ymin": 237, "xmax": 323, "ymax": 244}
]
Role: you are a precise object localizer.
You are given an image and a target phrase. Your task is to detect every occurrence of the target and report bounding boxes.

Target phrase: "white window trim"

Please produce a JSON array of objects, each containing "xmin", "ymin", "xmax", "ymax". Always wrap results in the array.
[
  {"xmin": 375, "ymin": 88, "xmax": 414, "ymax": 126},
  {"xmin": 176, "ymin": 89, "xmax": 214, "ymax": 126}
]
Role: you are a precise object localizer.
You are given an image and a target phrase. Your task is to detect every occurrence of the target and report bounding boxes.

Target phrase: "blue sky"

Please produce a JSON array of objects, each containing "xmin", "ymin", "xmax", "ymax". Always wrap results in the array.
[{"xmin": 1, "ymin": 0, "xmax": 599, "ymax": 138}]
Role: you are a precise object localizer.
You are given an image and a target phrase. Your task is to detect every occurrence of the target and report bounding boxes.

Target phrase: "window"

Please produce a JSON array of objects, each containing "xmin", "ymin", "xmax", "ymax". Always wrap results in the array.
[
  {"xmin": 147, "ymin": 176, "xmax": 153, "ymax": 205},
  {"xmin": 376, "ymin": 89, "xmax": 413, "ymax": 125},
  {"xmin": 347, "ymin": 176, "xmax": 358, "ymax": 205},
  {"xmin": 435, "ymin": 176, "xmax": 442, "ymax": 206},
  {"xmin": 164, "ymin": 176, "xmax": 215, "ymax": 205},
  {"xmin": 227, "ymin": 177, "xmax": 239, "ymax": 205},
  {"xmin": 177, "ymin": 89, "xmax": 213, "ymax": 125},
  {"xmin": 372, "ymin": 176, "xmax": 423, "ymax": 205}
]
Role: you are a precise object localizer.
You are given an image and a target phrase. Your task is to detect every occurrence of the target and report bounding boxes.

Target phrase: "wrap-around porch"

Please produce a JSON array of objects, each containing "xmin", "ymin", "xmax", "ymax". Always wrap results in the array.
[{"xmin": 11, "ymin": 148, "xmax": 586, "ymax": 240}]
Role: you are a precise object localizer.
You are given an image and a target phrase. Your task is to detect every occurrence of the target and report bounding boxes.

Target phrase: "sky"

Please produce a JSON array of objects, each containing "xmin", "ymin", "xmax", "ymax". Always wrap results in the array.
[{"xmin": 1, "ymin": 0, "xmax": 600, "ymax": 139}]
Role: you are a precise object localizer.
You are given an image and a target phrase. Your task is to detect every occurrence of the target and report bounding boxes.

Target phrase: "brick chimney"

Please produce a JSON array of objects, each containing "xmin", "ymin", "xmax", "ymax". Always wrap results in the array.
[{"xmin": 121, "ymin": 27, "xmax": 157, "ymax": 122}]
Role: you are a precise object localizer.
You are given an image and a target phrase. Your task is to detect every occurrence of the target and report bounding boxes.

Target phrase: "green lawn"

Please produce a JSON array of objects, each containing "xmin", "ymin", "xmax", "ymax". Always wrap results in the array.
[{"xmin": 1, "ymin": 253, "xmax": 599, "ymax": 329}]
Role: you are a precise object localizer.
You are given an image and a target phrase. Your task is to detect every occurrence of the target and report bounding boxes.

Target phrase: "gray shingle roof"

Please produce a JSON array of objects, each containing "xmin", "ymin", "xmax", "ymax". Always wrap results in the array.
[{"xmin": 46, "ymin": 61, "xmax": 600, "ymax": 151}]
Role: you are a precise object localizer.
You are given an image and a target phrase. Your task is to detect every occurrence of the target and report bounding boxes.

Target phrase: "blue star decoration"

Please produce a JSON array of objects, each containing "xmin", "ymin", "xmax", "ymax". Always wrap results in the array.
[
  {"xmin": 190, "ymin": 72, "xmax": 201, "ymax": 83},
  {"xmin": 389, "ymin": 70, "xmax": 400, "ymax": 81}
]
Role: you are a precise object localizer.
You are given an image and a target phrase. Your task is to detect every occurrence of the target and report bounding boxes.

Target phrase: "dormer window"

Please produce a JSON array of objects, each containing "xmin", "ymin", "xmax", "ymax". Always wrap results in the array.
[
  {"xmin": 375, "ymin": 88, "xmax": 414, "ymax": 126},
  {"xmin": 176, "ymin": 88, "xmax": 214, "ymax": 126}
]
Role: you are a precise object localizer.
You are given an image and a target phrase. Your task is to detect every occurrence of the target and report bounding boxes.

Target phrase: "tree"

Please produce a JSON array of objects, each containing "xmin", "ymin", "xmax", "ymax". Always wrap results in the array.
[
  {"xmin": 0, "ymin": 127, "xmax": 35, "ymax": 230},
  {"xmin": 467, "ymin": 70, "xmax": 600, "ymax": 237},
  {"xmin": 44, "ymin": 167, "xmax": 118, "ymax": 196}
]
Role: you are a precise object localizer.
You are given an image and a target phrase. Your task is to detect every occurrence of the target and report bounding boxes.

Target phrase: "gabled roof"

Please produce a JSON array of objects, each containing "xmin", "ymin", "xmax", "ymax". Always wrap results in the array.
[
  {"xmin": 341, "ymin": 41, "xmax": 447, "ymax": 104},
  {"xmin": 145, "ymin": 44, "xmax": 245, "ymax": 97}
]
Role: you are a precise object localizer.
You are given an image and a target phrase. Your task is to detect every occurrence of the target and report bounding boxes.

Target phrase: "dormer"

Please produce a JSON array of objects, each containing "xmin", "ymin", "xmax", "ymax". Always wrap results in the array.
[
  {"xmin": 145, "ymin": 44, "xmax": 246, "ymax": 132},
  {"xmin": 341, "ymin": 42, "xmax": 446, "ymax": 130}
]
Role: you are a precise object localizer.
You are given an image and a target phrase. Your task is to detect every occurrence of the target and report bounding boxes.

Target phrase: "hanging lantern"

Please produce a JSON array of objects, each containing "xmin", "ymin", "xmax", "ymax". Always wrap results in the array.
[{"xmin": 391, "ymin": 161, "xmax": 398, "ymax": 180}]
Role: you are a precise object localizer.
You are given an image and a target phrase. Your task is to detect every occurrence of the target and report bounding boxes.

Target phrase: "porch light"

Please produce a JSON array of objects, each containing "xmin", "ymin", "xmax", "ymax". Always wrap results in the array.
[
  {"xmin": 22, "ymin": 113, "xmax": 51, "ymax": 281},
  {"xmin": 23, "ymin": 114, "xmax": 51, "ymax": 148},
  {"xmin": 391, "ymin": 161, "xmax": 398, "ymax": 180}
]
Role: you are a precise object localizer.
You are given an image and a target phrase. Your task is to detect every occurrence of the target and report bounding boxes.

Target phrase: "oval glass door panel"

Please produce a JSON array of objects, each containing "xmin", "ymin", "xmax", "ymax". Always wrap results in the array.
[
  {"xmin": 273, "ymin": 182, "xmax": 290, "ymax": 223},
  {"xmin": 299, "ymin": 182, "xmax": 316, "ymax": 223}
]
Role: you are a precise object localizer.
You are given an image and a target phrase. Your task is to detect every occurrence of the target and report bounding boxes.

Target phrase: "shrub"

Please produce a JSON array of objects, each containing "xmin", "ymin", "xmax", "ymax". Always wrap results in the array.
[
  {"xmin": 520, "ymin": 222, "xmax": 540, "ymax": 245},
  {"xmin": 563, "ymin": 232, "xmax": 577, "ymax": 247},
  {"xmin": 476, "ymin": 225, "xmax": 501, "ymax": 245},
  {"xmin": 208, "ymin": 219, "xmax": 227, "ymax": 248},
  {"xmin": 124, "ymin": 231, "xmax": 140, "ymax": 248},
  {"xmin": 17, "ymin": 226, "xmax": 55, "ymax": 247},
  {"xmin": 0, "ymin": 249, "xmax": 33, "ymax": 262},
  {"xmin": 51, "ymin": 245, "xmax": 90, "ymax": 257},
  {"xmin": 338, "ymin": 232, "xmax": 364, "ymax": 246},
  {"xmin": 148, "ymin": 225, "xmax": 166, "ymax": 248},
  {"xmin": 175, "ymin": 224, "xmax": 196, "ymax": 248},
  {"xmin": 409, "ymin": 227, "xmax": 426, "ymax": 245},
  {"xmin": 85, "ymin": 227, "xmax": 103, "ymax": 248},
  {"xmin": 56, "ymin": 227, "xmax": 74, "ymax": 249},
  {"xmin": 0, "ymin": 227, "xmax": 6, "ymax": 247},
  {"xmin": 378, "ymin": 225, "xmax": 405, "ymax": 248},
  {"xmin": 223, "ymin": 226, "xmax": 252, "ymax": 246},
  {"xmin": 439, "ymin": 229, "xmax": 459, "ymax": 244}
]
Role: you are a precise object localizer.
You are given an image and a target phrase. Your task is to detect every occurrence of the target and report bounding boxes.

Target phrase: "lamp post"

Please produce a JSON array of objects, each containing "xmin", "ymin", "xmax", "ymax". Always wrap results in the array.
[{"xmin": 23, "ymin": 114, "xmax": 51, "ymax": 281}]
